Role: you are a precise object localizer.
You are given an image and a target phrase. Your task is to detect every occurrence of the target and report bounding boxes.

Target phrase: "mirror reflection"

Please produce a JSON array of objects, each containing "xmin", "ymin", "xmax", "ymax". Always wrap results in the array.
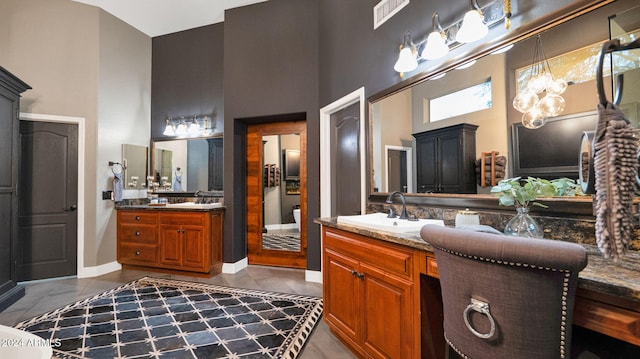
[
  {"xmin": 262, "ymin": 134, "xmax": 301, "ymax": 252},
  {"xmin": 122, "ymin": 144, "xmax": 148, "ymax": 189},
  {"xmin": 152, "ymin": 137, "xmax": 223, "ymax": 192}
]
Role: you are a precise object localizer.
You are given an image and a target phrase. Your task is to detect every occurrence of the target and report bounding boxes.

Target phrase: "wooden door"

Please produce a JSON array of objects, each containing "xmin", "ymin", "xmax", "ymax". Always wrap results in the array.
[
  {"xmin": 16, "ymin": 121, "xmax": 78, "ymax": 281},
  {"xmin": 246, "ymin": 121, "xmax": 307, "ymax": 268},
  {"xmin": 159, "ymin": 224, "xmax": 183, "ymax": 267},
  {"xmin": 182, "ymin": 225, "xmax": 206, "ymax": 269},
  {"xmin": 324, "ymin": 249, "xmax": 360, "ymax": 342},
  {"xmin": 330, "ymin": 103, "xmax": 361, "ymax": 215},
  {"xmin": 438, "ymin": 132, "xmax": 462, "ymax": 192},
  {"xmin": 361, "ymin": 262, "xmax": 413, "ymax": 359},
  {"xmin": 416, "ymin": 135, "xmax": 438, "ymax": 193}
]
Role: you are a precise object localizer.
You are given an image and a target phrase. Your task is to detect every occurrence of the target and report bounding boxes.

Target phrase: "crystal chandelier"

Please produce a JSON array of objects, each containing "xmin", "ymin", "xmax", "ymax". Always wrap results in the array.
[{"xmin": 512, "ymin": 35, "xmax": 567, "ymax": 129}]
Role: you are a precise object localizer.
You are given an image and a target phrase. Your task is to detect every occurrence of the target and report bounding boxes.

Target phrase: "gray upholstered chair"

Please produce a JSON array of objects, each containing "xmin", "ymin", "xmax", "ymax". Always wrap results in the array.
[{"xmin": 420, "ymin": 224, "xmax": 588, "ymax": 359}]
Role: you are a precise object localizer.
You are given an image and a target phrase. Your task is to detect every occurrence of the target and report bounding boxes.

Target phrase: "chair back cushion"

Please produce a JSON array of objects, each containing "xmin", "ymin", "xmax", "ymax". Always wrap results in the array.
[{"xmin": 420, "ymin": 225, "xmax": 588, "ymax": 359}]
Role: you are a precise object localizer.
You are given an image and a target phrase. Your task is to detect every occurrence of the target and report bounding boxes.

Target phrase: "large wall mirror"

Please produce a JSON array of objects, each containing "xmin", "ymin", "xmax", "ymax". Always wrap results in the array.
[
  {"xmin": 369, "ymin": 0, "xmax": 639, "ymax": 199},
  {"xmin": 151, "ymin": 137, "xmax": 223, "ymax": 193}
]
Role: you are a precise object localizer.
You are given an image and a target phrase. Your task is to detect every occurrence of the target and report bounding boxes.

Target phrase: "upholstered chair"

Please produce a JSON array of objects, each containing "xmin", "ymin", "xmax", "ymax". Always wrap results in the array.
[{"xmin": 420, "ymin": 224, "xmax": 588, "ymax": 359}]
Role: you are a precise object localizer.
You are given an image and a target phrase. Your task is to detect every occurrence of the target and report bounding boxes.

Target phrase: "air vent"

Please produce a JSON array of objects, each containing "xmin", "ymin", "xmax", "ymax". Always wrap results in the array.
[{"xmin": 374, "ymin": 0, "xmax": 410, "ymax": 29}]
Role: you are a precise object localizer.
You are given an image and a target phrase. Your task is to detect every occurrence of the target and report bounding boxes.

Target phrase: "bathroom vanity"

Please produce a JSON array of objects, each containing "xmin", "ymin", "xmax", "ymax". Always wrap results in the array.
[
  {"xmin": 316, "ymin": 217, "xmax": 640, "ymax": 358},
  {"xmin": 116, "ymin": 205, "xmax": 224, "ymax": 275}
]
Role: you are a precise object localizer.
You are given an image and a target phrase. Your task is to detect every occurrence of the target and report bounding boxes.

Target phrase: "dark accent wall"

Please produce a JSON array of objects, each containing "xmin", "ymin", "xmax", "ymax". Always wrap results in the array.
[
  {"xmin": 151, "ymin": 24, "xmax": 224, "ymax": 138},
  {"xmin": 224, "ymin": 0, "xmax": 320, "ymax": 268}
]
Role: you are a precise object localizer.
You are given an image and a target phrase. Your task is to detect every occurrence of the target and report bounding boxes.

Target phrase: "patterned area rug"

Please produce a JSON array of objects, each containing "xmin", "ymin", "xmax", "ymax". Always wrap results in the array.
[
  {"xmin": 14, "ymin": 277, "xmax": 323, "ymax": 358},
  {"xmin": 262, "ymin": 233, "xmax": 301, "ymax": 252}
]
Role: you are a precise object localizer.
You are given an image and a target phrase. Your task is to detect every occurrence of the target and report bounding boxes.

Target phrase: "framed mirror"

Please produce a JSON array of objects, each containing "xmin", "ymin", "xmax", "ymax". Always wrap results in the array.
[{"xmin": 122, "ymin": 144, "xmax": 148, "ymax": 189}]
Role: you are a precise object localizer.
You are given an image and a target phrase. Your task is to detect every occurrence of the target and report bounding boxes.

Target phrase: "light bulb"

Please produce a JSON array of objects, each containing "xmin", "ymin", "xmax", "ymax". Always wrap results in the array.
[
  {"xmin": 522, "ymin": 107, "xmax": 546, "ymax": 129},
  {"xmin": 528, "ymin": 72, "xmax": 551, "ymax": 93},
  {"xmin": 162, "ymin": 120, "xmax": 175, "ymax": 136},
  {"xmin": 547, "ymin": 78, "xmax": 568, "ymax": 95},
  {"xmin": 537, "ymin": 94, "xmax": 565, "ymax": 117},
  {"xmin": 513, "ymin": 90, "xmax": 539, "ymax": 113},
  {"xmin": 456, "ymin": 10, "xmax": 488, "ymax": 43},
  {"xmin": 187, "ymin": 121, "xmax": 200, "ymax": 136},
  {"xmin": 394, "ymin": 46, "xmax": 418, "ymax": 73},
  {"xmin": 421, "ymin": 31, "xmax": 449, "ymax": 60},
  {"xmin": 175, "ymin": 122, "xmax": 187, "ymax": 136}
]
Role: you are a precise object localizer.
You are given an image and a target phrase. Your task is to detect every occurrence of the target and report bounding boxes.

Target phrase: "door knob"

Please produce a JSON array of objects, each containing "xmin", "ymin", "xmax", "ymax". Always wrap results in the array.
[{"xmin": 65, "ymin": 205, "xmax": 78, "ymax": 212}]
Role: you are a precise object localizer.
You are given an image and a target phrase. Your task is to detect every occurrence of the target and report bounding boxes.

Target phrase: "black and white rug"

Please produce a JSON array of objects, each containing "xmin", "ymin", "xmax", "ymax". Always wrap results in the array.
[
  {"xmin": 262, "ymin": 233, "xmax": 300, "ymax": 252},
  {"xmin": 14, "ymin": 277, "xmax": 323, "ymax": 358}
]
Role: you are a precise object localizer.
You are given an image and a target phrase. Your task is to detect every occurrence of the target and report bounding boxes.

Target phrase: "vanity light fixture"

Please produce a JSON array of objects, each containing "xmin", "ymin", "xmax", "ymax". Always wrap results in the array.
[
  {"xmin": 456, "ymin": 0, "xmax": 489, "ymax": 44},
  {"xmin": 162, "ymin": 118, "xmax": 176, "ymax": 136},
  {"xmin": 394, "ymin": 32, "xmax": 419, "ymax": 75},
  {"xmin": 163, "ymin": 115, "xmax": 214, "ymax": 138},
  {"xmin": 512, "ymin": 34, "xmax": 567, "ymax": 129},
  {"xmin": 421, "ymin": 13, "xmax": 449, "ymax": 60}
]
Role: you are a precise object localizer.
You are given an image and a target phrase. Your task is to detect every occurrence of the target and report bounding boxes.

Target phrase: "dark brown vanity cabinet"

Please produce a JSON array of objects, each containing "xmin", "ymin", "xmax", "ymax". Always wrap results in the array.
[
  {"xmin": 0, "ymin": 66, "xmax": 30, "ymax": 312},
  {"xmin": 413, "ymin": 123, "xmax": 478, "ymax": 194}
]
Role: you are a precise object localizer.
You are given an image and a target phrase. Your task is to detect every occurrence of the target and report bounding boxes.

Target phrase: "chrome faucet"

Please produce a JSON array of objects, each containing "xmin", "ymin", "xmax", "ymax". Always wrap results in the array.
[{"xmin": 386, "ymin": 191, "xmax": 409, "ymax": 220}]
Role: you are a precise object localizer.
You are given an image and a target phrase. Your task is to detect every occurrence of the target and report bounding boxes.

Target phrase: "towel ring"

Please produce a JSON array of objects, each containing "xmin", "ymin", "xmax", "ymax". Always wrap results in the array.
[
  {"xmin": 463, "ymin": 298, "xmax": 496, "ymax": 339},
  {"xmin": 109, "ymin": 162, "xmax": 124, "ymax": 175}
]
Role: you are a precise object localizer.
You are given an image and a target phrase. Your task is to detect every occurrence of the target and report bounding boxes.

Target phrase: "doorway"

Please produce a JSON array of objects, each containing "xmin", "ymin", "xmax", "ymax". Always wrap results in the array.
[
  {"xmin": 246, "ymin": 121, "xmax": 307, "ymax": 268},
  {"xmin": 16, "ymin": 121, "xmax": 78, "ymax": 281},
  {"xmin": 385, "ymin": 146, "xmax": 413, "ymax": 193}
]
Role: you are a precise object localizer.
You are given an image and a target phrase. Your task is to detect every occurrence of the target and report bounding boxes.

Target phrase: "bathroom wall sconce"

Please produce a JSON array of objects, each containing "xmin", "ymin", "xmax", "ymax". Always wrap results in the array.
[
  {"xmin": 393, "ymin": 0, "xmax": 511, "ymax": 75},
  {"xmin": 163, "ymin": 115, "xmax": 214, "ymax": 138},
  {"xmin": 394, "ymin": 32, "xmax": 419, "ymax": 75}
]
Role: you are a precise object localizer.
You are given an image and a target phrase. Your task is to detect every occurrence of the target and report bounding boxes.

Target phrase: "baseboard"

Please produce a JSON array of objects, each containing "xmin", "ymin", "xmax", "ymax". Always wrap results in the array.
[
  {"xmin": 305, "ymin": 270, "xmax": 322, "ymax": 283},
  {"xmin": 265, "ymin": 223, "xmax": 298, "ymax": 231},
  {"xmin": 78, "ymin": 261, "xmax": 122, "ymax": 278},
  {"xmin": 222, "ymin": 258, "xmax": 248, "ymax": 274}
]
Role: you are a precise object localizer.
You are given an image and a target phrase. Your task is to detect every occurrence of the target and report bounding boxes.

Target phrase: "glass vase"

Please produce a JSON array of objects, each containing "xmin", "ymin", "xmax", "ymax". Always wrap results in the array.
[{"xmin": 504, "ymin": 207, "xmax": 543, "ymax": 238}]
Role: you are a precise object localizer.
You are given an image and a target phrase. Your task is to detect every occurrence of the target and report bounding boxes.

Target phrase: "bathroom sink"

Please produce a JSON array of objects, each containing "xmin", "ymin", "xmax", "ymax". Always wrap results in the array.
[
  {"xmin": 337, "ymin": 213, "xmax": 444, "ymax": 233},
  {"xmin": 164, "ymin": 202, "xmax": 222, "ymax": 209}
]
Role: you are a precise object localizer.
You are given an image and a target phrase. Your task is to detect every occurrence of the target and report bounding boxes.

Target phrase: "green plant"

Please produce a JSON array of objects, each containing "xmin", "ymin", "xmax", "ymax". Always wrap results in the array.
[
  {"xmin": 490, "ymin": 177, "xmax": 556, "ymax": 208},
  {"xmin": 550, "ymin": 177, "xmax": 584, "ymax": 197}
]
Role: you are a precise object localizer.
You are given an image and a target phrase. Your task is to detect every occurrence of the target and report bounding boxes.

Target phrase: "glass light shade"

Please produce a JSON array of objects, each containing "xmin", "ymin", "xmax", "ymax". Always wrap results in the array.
[
  {"xmin": 527, "ymin": 72, "xmax": 552, "ymax": 93},
  {"xmin": 537, "ymin": 94, "xmax": 566, "ymax": 117},
  {"xmin": 187, "ymin": 121, "xmax": 200, "ymax": 136},
  {"xmin": 513, "ymin": 90, "xmax": 539, "ymax": 113},
  {"xmin": 162, "ymin": 121, "xmax": 175, "ymax": 136},
  {"xmin": 175, "ymin": 122, "xmax": 187, "ymax": 136},
  {"xmin": 456, "ymin": 10, "xmax": 488, "ymax": 43},
  {"xmin": 547, "ymin": 78, "xmax": 568, "ymax": 95},
  {"xmin": 521, "ymin": 107, "xmax": 546, "ymax": 129},
  {"xmin": 421, "ymin": 31, "xmax": 449, "ymax": 60},
  {"xmin": 394, "ymin": 46, "xmax": 418, "ymax": 73}
]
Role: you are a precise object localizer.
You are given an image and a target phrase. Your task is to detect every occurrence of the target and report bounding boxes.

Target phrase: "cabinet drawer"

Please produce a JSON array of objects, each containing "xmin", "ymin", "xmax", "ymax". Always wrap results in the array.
[
  {"xmin": 324, "ymin": 228, "xmax": 413, "ymax": 279},
  {"xmin": 119, "ymin": 211, "xmax": 158, "ymax": 224},
  {"xmin": 119, "ymin": 225, "xmax": 157, "ymax": 243},
  {"xmin": 160, "ymin": 212, "xmax": 206, "ymax": 226},
  {"xmin": 118, "ymin": 242, "xmax": 157, "ymax": 264}
]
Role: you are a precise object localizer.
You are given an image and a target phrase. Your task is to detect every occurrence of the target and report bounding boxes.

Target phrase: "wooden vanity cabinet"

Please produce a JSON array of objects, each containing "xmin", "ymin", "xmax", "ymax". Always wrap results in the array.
[
  {"xmin": 117, "ymin": 209, "xmax": 223, "ymax": 274},
  {"xmin": 322, "ymin": 227, "xmax": 418, "ymax": 359}
]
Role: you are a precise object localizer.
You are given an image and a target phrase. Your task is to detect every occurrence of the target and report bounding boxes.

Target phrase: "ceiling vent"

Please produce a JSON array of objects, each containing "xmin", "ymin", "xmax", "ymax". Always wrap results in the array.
[{"xmin": 374, "ymin": 0, "xmax": 410, "ymax": 29}]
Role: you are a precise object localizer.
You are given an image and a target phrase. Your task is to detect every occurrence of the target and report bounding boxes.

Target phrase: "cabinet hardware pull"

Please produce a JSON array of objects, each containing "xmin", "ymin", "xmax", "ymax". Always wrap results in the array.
[
  {"xmin": 350, "ymin": 270, "xmax": 357, "ymax": 276},
  {"xmin": 135, "ymin": 231, "xmax": 141, "ymax": 236},
  {"xmin": 135, "ymin": 251, "xmax": 140, "ymax": 256},
  {"xmin": 177, "ymin": 229, "xmax": 181, "ymax": 233},
  {"xmin": 356, "ymin": 272, "xmax": 365, "ymax": 279},
  {"xmin": 135, "ymin": 216, "xmax": 141, "ymax": 220}
]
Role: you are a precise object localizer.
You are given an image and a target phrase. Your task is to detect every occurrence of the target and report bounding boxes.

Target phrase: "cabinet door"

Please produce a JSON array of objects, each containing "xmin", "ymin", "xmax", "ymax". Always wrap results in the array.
[
  {"xmin": 182, "ymin": 225, "xmax": 206, "ymax": 270},
  {"xmin": 360, "ymin": 262, "xmax": 414, "ymax": 359},
  {"xmin": 324, "ymin": 248, "xmax": 360, "ymax": 342},
  {"xmin": 416, "ymin": 136, "xmax": 438, "ymax": 193},
  {"xmin": 159, "ymin": 224, "xmax": 183, "ymax": 266},
  {"xmin": 438, "ymin": 133, "xmax": 462, "ymax": 192}
]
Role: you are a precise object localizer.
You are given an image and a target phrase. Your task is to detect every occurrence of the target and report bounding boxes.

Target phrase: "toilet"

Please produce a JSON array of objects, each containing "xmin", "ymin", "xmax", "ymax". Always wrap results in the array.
[{"xmin": 293, "ymin": 208, "xmax": 301, "ymax": 232}]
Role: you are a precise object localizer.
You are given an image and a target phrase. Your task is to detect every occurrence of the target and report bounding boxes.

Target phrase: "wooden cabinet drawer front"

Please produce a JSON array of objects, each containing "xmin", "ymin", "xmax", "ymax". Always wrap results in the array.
[
  {"xmin": 119, "ymin": 243, "xmax": 157, "ymax": 264},
  {"xmin": 324, "ymin": 228, "xmax": 413, "ymax": 279},
  {"xmin": 119, "ymin": 211, "xmax": 158, "ymax": 224},
  {"xmin": 119, "ymin": 225, "xmax": 157, "ymax": 243},
  {"xmin": 426, "ymin": 256, "xmax": 439, "ymax": 278},
  {"xmin": 574, "ymin": 297, "xmax": 640, "ymax": 346},
  {"xmin": 160, "ymin": 212, "xmax": 207, "ymax": 226}
]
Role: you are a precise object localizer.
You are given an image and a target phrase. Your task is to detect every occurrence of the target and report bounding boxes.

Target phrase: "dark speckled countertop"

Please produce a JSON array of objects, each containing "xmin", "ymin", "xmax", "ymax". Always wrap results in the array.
[
  {"xmin": 314, "ymin": 217, "xmax": 640, "ymax": 303},
  {"xmin": 116, "ymin": 204, "xmax": 226, "ymax": 212}
]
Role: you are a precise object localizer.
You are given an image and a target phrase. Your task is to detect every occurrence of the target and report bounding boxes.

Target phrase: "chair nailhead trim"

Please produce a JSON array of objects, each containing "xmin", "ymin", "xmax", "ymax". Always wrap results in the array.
[{"xmin": 434, "ymin": 245, "xmax": 573, "ymax": 359}]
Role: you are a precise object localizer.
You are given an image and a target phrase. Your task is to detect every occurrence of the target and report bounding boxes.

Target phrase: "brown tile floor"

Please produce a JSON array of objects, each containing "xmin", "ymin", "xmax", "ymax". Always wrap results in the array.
[{"xmin": 0, "ymin": 266, "xmax": 356, "ymax": 359}]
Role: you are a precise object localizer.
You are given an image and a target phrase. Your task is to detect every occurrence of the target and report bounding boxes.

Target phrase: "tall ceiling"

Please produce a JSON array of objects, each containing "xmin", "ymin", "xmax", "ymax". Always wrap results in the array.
[{"xmin": 72, "ymin": 0, "xmax": 268, "ymax": 37}]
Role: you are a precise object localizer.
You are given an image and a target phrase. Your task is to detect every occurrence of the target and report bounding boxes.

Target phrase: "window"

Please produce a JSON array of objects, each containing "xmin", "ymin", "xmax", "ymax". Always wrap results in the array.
[{"xmin": 429, "ymin": 79, "xmax": 492, "ymax": 122}]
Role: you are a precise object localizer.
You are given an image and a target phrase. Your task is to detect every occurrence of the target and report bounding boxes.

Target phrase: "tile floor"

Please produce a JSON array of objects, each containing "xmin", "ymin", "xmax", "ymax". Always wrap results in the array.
[{"xmin": 0, "ymin": 266, "xmax": 356, "ymax": 359}]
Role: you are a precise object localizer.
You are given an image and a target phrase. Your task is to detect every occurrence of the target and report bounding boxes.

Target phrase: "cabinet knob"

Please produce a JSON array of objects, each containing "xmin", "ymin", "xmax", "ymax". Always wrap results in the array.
[
  {"xmin": 135, "ymin": 216, "xmax": 141, "ymax": 220},
  {"xmin": 356, "ymin": 272, "xmax": 365, "ymax": 279},
  {"xmin": 135, "ymin": 251, "xmax": 140, "ymax": 256},
  {"xmin": 135, "ymin": 231, "xmax": 141, "ymax": 236},
  {"xmin": 350, "ymin": 270, "xmax": 357, "ymax": 276}
]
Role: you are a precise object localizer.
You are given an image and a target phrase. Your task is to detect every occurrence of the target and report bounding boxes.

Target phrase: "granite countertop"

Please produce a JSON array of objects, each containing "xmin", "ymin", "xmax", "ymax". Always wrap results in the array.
[
  {"xmin": 116, "ymin": 204, "xmax": 226, "ymax": 212},
  {"xmin": 315, "ymin": 217, "xmax": 640, "ymax": 303}
]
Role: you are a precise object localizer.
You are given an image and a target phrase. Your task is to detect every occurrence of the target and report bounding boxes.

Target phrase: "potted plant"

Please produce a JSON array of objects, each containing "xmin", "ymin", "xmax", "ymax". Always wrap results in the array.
[{"xmin": 491, "ymin": 177, "xmax": 557, "ymax": 238}]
